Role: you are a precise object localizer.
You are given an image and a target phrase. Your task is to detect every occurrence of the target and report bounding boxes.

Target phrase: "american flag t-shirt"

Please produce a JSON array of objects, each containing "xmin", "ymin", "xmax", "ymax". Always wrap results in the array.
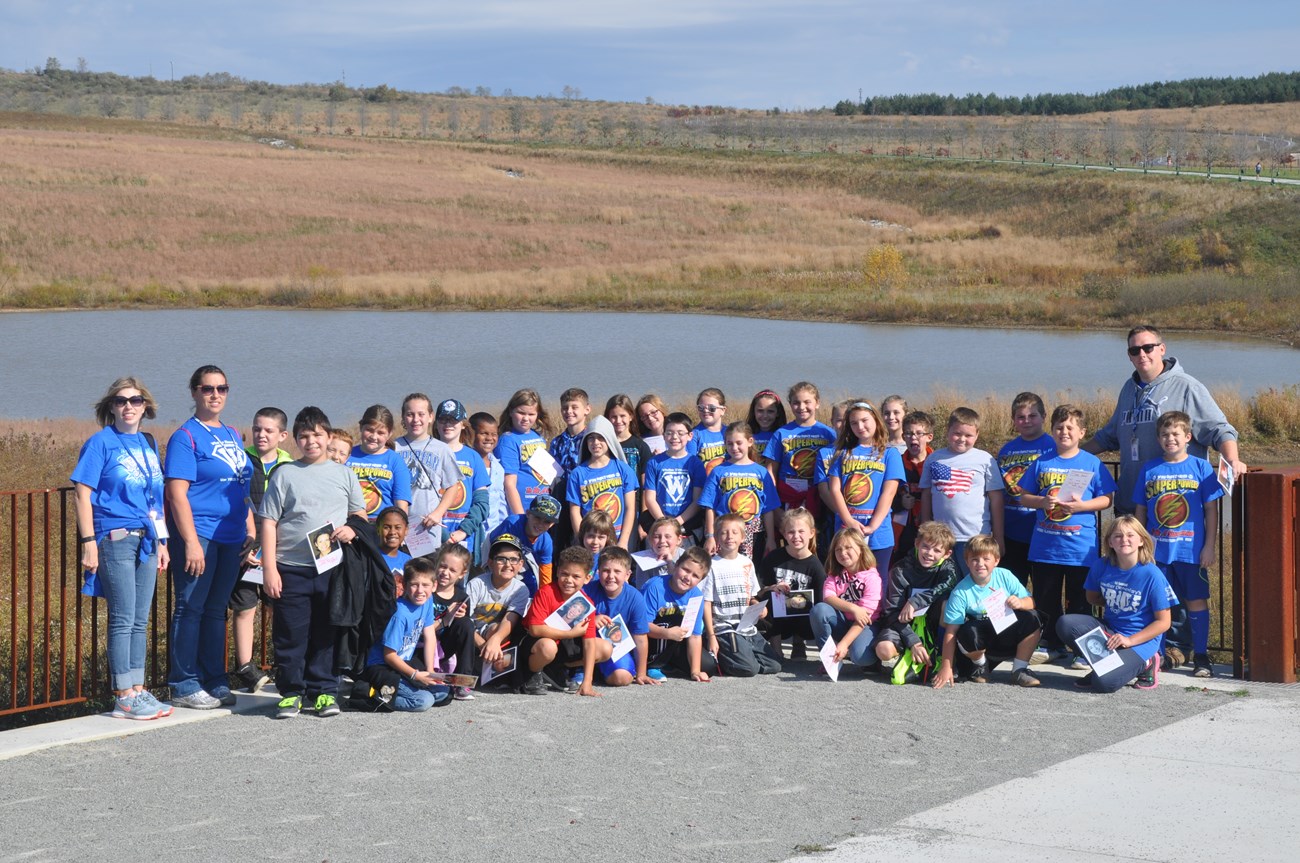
[{"xmin": 931, "ymin": 461, "xmax": 975, "ymax": 498}]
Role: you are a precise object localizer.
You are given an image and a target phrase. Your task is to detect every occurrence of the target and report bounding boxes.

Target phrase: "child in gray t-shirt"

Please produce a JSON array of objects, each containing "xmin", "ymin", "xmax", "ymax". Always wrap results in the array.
[{"xmin": 919, "ymin": 407, "xmax": 1005, "ymax": 577}]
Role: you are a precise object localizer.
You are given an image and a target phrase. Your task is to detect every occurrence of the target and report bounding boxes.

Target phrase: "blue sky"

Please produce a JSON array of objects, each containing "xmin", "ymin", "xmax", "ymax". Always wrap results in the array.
[{"xmin": 2, "ymin": 1, "xmax": 1295, "ymax": 109}]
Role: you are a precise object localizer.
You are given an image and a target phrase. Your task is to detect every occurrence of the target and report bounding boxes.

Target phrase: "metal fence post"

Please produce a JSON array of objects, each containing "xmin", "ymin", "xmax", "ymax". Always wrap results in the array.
[{"xmin": 1241, "ymin": 469, "xmax": 1300, "ymax": 683}]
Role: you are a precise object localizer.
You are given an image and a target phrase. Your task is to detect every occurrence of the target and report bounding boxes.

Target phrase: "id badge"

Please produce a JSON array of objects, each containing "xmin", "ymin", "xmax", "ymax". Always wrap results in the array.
[
  {"xmin": 150, "ymin": 509, "xmax": 169, "ymax": 541},
  {"xmin": 1129, "ymin": 436, "xmax": 1140, "ymax": 462}
]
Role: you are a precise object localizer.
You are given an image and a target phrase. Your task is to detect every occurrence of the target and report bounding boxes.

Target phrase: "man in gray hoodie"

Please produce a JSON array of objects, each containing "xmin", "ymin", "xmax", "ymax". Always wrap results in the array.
[{"xmin": 1085, "ymin": 324, "xmax": 1247, "ymax": 515}]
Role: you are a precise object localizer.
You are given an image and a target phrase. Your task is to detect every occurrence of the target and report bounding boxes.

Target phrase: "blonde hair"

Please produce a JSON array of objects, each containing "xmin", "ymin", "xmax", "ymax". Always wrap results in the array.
[
  {"xmin": 780, "ymin": 507, "xmax": 818, "ymax": 555},
  {"xmin": 964, "ymin": 534, "xmax": 1001, "ymax": 561},
  {"xmin": 1102, "ymin": 516, "xmax": 1156, "ymax": 565},
  {"xmin": 93, "ymin": 377, "xmax": 159, "ymax": 427},
  {"xmin": 826, "ymin": 528, "xmax": 875, "ymax": 578}
]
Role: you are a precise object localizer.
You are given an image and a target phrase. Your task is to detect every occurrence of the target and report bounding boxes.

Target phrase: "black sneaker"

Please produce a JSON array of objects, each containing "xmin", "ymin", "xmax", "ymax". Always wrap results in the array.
[
  {"xmin": 1134, "ymin": 655, "xmax": 1159, "ymax": 690},
  {"xmin": 522, "ymin": 671, "xmax": 548, "ymax": 695},
  {"xmin": 1192, "ymin": 653, "xmax": 1214, "ymax": 678},
  {"xmin": 966, "ymin": 663, "xmax": 989, "ymax": 684},
  {"xmin": 236, "ymin": 662, "xmax": 270, "ymax": 693},
  {"xmin": 1074, "ymin": 672, "xmax": 1097, "ymax": 689}
]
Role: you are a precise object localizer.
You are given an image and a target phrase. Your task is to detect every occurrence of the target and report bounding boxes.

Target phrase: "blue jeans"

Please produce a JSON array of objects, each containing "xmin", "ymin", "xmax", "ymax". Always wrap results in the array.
[
  {"xmin": 98, "ymin": 531, "xmax": 158, "ymax": 692},
  {"xmin": 168, "ymin": 536, "xmax": 242, "ymax": 696},
  {"xmin": 394, "ymin": 680, "xmax": 451, "ymax": 711},
  {"xmin": 810, "ymin": 602, "xmax": 877, "ymax": 666}
]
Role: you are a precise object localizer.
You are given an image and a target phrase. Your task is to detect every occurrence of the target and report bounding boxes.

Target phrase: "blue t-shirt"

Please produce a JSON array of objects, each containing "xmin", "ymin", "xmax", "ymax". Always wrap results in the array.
[
  {"xmin": 812, "ymin": 444, "xmax": 836, "ymax": 488},
  {"xmin": 826, "ymin": 445, "xmax": 905, "ymax": 549},
  {"xmin": 640, "ymin": 574, "xmax": 706, "ymax": 648},
  {"xmin": 764, "ymin": 422, "xmax": 837, "ymax": 483},
  {"xmin": 942, "ymin": 567, "xmax": 1030, "ymax": 626},
  {"xmin": 70, "ymin": 427, "xmax": 166, "ymax": 536},
  {"xmin": 997, "ymin": 434, "xmax": 1058, "ymax": 544},
  {"xmin": 686, "ymin": 426, "xmax": 727, "ymax": 476},
  {"xmin": 346, "ymin": 446, "xmax": 413, "ymax": 518},
  {"xmin": 1023, "ymin": 451, "xmax": 1118, "ymax": 567},
  {"xmin": 446, "ymin": 445, "xmax": 489, "ymax": 551},
  {"xmin": 1085, "ymin": 559, "xmax": 1176, "ymax": 661},
  {"xmin": 643, "ymin": 452, "xmax": 706, "ymax": 518},
  {"xmin": 164, "ymin": 418, "xmax": 251, "ymax": 544},
  {"xmin": 1132, "ymin": 456, "xmax": 1223, "ymax": 564},
  {"xmin": 383, "ymin": 549, "xmax": 412, "ymax": 580},
  {"xmin": 582, "ymin": 581, "xmax": 651, "ymax": 636},
  {"xmin": 494, "ymin": 429, "xmax": 549, "ymax": 509},
  {"xmin": 366, "ymin": 597, "xmax": 437, "ymax": 667},
  {"xmin": 491, "ymin": 514, "xmax": 554, "ymax": 595},
  {"xmin": 566, "ymin": 459, "xmax": 639, "ymax": 532},
  {"xmin": 699, "ymin": 461, "xmax": 779, "ymax": 526}
]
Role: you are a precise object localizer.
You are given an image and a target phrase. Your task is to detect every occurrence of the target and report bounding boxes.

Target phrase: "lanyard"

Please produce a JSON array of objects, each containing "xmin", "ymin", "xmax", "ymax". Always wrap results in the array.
[
  {"xmin": 110, "ymin": 426, "xmax": 159, "ymax": 509},
  {"xmin": 192, "ymin": 418, "xmax": 250, "ymax": 482}
]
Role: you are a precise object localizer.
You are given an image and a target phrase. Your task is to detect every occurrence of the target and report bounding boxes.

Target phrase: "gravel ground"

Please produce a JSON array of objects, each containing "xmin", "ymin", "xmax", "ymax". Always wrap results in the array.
[{"xmin": 0, "ymin": 662, "xmax": 1223, "ymax": 863}]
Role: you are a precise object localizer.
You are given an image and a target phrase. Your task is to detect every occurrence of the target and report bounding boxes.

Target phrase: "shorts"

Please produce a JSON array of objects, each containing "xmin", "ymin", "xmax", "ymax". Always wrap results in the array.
[
  {"xmin": 1160, "ymin": 561, "xmax": 1210, "ymax": 603},
  {"xmin": 228, "ymin": 577, "xmax": 263, "ymax": 612},
  {"xmin": 598, "ymin": 649, "xmax": 637, "ymax": 680}
]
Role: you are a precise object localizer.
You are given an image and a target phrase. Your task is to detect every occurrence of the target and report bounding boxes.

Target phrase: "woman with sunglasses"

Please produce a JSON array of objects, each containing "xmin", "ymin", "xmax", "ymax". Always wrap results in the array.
[
  {"xmin": 72, "ymin": 377, "xmax": 172, "ymax": 719},
  {"xmin": 164, "ymin": 364, "xmax": 253, "ymax": 709}
]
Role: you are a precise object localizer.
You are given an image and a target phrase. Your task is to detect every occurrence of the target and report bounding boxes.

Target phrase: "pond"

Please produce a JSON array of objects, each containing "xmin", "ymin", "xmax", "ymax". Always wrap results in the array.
[{"xmin": 5, "ymin": 310, "xmax": 1294, "ymax": 423}]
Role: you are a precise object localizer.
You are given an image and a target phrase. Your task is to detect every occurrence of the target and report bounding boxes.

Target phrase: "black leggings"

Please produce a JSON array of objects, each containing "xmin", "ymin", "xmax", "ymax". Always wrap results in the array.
[{"xmin": 1031, "ymin": 562, "xmax": 1090, "ymax": 649}]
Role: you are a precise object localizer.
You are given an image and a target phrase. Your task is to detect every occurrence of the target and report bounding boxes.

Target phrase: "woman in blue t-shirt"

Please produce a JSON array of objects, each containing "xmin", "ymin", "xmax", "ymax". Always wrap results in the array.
[
  {"xmin": 71, "ymin": 377, "xmax": 172, "ymax": 720},
  {"xmin": 1055, "ymin": 515, "xmax": 1174, "ymax": 693},
  {"xmin": 164, "ymin": 365, "xmax": 252, "ymax": 709}
]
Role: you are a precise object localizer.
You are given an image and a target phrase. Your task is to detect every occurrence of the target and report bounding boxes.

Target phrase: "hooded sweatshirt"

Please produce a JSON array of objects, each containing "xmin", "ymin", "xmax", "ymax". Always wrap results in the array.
[
  {"xmin": 564, "ymin": 415, "xmax": 639, "ymax": 531},
  {"xmin": 1092, "ymin": 356, "xmax": 1237, "ymax": 512}
]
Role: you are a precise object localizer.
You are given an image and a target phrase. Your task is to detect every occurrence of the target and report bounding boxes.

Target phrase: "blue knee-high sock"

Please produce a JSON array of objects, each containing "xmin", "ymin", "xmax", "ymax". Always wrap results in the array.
[{"xmin": 1189, "ymin": 609, "xmax": 1211, "ymax": 655}]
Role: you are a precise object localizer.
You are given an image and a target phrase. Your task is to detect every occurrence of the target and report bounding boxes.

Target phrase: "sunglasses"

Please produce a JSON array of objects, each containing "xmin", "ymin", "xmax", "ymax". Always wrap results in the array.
[
  {"xmin": 112, "ymin": 395, "xmax": 146, "ymax": 408},
  {"xmin": 1127, "ymin": 343, "xmax": 1162, "ymax": 357},
  {"xmin": 197, "ymin": 384, "xmax": 230, "ymax": 395},
  {"xmin": 696, "ymin": 404, "xmax": 723, "ymax": 413}
]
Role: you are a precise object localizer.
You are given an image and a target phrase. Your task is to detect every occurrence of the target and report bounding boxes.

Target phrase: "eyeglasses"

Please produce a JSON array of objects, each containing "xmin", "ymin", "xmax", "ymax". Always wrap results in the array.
[
  {"xmin": 903, "ymin": 429, "xmax": 931, "ymax": 438},
  {"xmin": 197, "ymin": 384, "xmax": 230, "ymax": 395},
  {"xmin": 1127, "ymin": 343, "xmax": 1162, "ymax": 357},
  {"xmin": 493, "ymin": 555, "xmax": 523, "ymax": 566},
  {"xmin": 112, "ymin": 395, "xmax": 146, "ymax": 408},
  {"xmin": 663, "ymin": 429, "xmax": 690, "ymax": 438},
  {"xmin": 696, "ymin": 404, "xmax": 722, "ymax": 413}
]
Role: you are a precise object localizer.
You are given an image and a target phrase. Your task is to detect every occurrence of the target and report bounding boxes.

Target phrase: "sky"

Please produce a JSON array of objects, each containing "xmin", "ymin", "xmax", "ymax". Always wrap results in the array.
[{"xmin": 2, "ymin": 1, "xmax": 1296, "ymax": 109}]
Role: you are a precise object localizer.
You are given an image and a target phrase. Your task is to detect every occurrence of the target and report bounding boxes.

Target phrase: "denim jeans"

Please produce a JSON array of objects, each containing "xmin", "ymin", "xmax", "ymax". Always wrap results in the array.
[
  {"xmin": 98, "ymin": 531, "xmax": 158, "ymax": 692},
  {"xmin": 810, "ymin": 602, "xmax": 877, "ymax": 666},
  {"xmin": 394, "ymin": 680, "xmax": 451, "ymax": 712},
  {"xmin": 168, "ymin": 536, "xmax": 242, "ymax": 696}
]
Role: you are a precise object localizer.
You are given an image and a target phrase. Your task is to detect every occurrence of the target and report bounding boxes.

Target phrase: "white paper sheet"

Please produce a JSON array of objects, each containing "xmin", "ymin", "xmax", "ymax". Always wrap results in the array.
[
  {"xmin": 526, "ymin": 448, "xmax": 561, "ymax": 485},
  {"xmin": 1076, "ymin": 625, "xmax": 1123, "ymax": 675},
  {"xmin": 819, "ymin": 636, "xmax": 841, "ymax": 682}
]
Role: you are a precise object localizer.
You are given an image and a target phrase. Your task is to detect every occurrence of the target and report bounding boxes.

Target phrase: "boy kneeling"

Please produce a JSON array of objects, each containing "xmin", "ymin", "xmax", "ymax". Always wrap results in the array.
[
  {"xmin": 932, "ymin": 535, "xmax": 1043, "ymax": 688},
  {"xmin": 578, "ymin": 547, "xmax": 659, "ymax": 697},
  {"xmin": 359, "ymin": 557, "xmax": 453, "ymax": 711},
  {"xmin": 518, "ymin": 546, "xmax": 596, "ymax": 694}
]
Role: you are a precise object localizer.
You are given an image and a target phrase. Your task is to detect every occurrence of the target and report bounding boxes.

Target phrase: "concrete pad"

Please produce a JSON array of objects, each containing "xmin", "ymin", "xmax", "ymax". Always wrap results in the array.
[
  {"xmin": 0, "ymin": 687, "xmax": 279, "ymax": 762},
  {"xmin": 791, "ymin": 696, "xmax": 1300, "ymax": 863}
]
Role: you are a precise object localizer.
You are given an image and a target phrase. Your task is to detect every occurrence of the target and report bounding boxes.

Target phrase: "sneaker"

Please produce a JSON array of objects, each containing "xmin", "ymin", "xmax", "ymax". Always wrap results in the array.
[
  {"xmin": 1029, "ymin": 646, "xmax": 1051, "ymax": 665},
  {"xmin": 111, "ymin": 693, "xmax": 163, "ymax": 721},
  {"xmin": 236, "ymin": 662, "xmax": 270, "ymax": 693},
  {"xmin": 314, "ymin": 694, "xmax": 340, "ymax": 717},
  {"xmin": 1012, "ymin": 667, "xmax": 1041, "ymax": 687},
  {"xmin": 967, "ymin": 663, "xmax": 989, "ymax": 684},
  {"xmin": 172, "ymin": 689, "xmax": 222, "ymax": 710},
  {"xmin": 879, "ymin": 655, "xmax": 899, "ymax": 670},
  {"xmin": 1162, "ymin": 646, "xmax": 1186, "ymax": 671},
  {"xmin": 1075, "ymin": 672, "xmax": 1097, "ymax": 689},
  {"xmin": 275, "ymin": 694, "xmax": 302, "ymax": 719},
  {"xmin": 1134, "ymin": 655, "xmax": 1160, "ymax": 690},
  {"xmin": 1065, "ymin": 654, "xmax": 1090, "ymax": 671},
  {"xmin": 429, "ymin": 686, "xmax": 454, "ymax": 708},
  {"xmin": 1192, "ymin": 653, "xmax": 1214, "ymax": 678},
  {"xmin": 522, "ymin": 671, "xmax": 549, "ymax": 695},
  {"xmin": 136, "ymin": 690, "xmax": 173, "ymax": 718},
  {"xmin": 452, "ymin": 686, "xmax": 475, "ymax": 701},
  {"xmin": 209, "ymin": 685, "xmax": 237, "ymax": 707},
  {"xmin": 789, "ymin": 641, "xmax": 808, "ymax": 662},
  {"xmin": 568, "ymin": 670, "xmax": 585, "ymax": 690},
  {"xmin": 646, "ymin": 667, "xmax": 667, "ymax": 681}
]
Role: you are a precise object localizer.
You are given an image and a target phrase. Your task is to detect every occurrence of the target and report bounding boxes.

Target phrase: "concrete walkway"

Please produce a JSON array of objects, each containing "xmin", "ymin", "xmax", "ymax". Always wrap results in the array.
[{"xmin": 789, "ymin": 682, "xmax": 1300, "ymax": 863}]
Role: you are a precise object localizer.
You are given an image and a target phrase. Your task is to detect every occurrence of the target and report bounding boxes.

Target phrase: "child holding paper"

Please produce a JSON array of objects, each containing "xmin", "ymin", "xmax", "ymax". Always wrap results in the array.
[
  {"xmin": 359, "ymin": 557, "xmax": 453, "ymax": 712},
  {"xmin": 703, "ymin": 514, "xmax": 781, "ymax": 677},
  {"xmin": 932, "ymin": 535, "xmax": 1043, "ymax": 689},
  {"xmin": 519, "ymin": 546, "xmax": 596, "ymax": 694},
  {"xmin": 1017, "ymin": 404, "xmax": 1116, "ymax": 667},
  {"xmin": 466, "ymin": 534, "xmax": 531, "ymax": 685},
  {"xmin": 495, "ymin": 388, "xmax": 556, "ymax": 515},
  {"xmin": 757, "ymin": 507, "xmax": 825, "ymax": 661},
  {"xmin": 577, "ymin": 547, "xmax": 657, "ymax": 696},
  {"xmin": 875, "ymin": 521, "xmax": 961, "ymax": 673},
  {"xmin": 642, "ymin": 546, "xmax": 716, "ymax": 681},
  {"xmin": 809, "ymin": 528, "xmax": 881, "ymax": 669},
  {"xmin": 1056, "ymin": 516, "xmax": 1173, "ymax": 692},
  {"xmin": 631, "ymin": 516, "xmax": 685, "ymax": 589}
]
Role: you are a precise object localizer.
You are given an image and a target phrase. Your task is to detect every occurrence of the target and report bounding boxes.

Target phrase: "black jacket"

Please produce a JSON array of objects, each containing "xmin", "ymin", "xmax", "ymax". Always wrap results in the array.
[
  {"xmin": 878, "ymin": 550, "xmax": 961, "ymax": 649},
  {"xmin": 329, "ymin": 514, "xmax": 397, "ymax": 676}
]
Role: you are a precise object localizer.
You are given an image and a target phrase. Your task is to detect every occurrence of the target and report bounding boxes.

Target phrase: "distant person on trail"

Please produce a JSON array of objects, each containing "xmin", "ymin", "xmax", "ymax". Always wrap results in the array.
[
  {"xmin": 1256, "ymin": 161, "xmax": 1262, "ymax": 176},
  {"xmin": 1083, "ymin": 325, "xmax": 1245, "ymax": 516}
]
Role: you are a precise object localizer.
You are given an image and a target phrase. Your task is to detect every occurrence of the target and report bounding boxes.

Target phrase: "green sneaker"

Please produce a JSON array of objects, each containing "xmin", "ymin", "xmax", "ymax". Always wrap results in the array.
[
  {"xmin": 314, "ymin": 694, "xmax": 340, "ymax": 717},
  {"xmin": 275, "ymin": 694, "xmax": 302, "ymax": 719}
]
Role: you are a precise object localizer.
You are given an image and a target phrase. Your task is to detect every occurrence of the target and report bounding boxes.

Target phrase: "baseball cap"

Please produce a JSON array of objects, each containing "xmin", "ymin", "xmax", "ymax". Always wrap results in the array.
[
  {"xmin": 436, "ymin": 399, "xmax": 467, "ymax": 422},
  {"xmin": 528, "ymin": 494, "xmax": 561, "ymax": 522}
]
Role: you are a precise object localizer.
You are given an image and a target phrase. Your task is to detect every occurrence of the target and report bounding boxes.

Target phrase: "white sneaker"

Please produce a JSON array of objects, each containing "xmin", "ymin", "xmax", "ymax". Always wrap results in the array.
[{"xmin": 171, "ymin": 689, "xmax": 222, "ymax": 710}]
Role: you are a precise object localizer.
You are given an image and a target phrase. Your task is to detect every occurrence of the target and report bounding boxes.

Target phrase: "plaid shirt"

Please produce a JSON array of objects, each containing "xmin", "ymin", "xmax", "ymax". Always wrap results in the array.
[{"xmin": 708, "ymin": 554, "xmax": 758, "ymax": 635}]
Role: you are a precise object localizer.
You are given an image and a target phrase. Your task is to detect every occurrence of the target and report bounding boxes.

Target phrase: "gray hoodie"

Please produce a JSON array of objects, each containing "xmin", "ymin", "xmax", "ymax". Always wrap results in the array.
[
  {"xmin": 1092, "ymin": 356, "xmax": 1237, "ymax": 512},
  {"xmin": 579, "ymin": 415, "xmax": 627, "ymax": 463}
]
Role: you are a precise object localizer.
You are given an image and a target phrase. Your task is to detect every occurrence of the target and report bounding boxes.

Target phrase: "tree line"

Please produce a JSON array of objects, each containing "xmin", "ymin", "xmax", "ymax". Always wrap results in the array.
[{"xmin": 832, "ymin": 71, "xmax": 1300, "ymax": 117}]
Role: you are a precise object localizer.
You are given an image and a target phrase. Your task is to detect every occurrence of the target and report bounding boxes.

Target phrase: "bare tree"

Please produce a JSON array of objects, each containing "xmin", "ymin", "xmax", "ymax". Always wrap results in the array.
[
  {"xmin": 196, "ymin": 94, "xmax": 214, "ymax": 123},
  {"xmin": 1133, "ymin": 113, "xmax": 1158, "ymax": 171},
  {"xmin": 537, "ymin": 103, "xmax": 556, "ymax": 139},
  {"xmin": 624, "ymin": 114, "xmax": 643, "ymax": 145},
  {"xmin": 161, "ymin": 95, "xmax": 178, "ymax": 122},
  {"xmin": 1197, "ymin": 121, "xmax": 1223, "ymax": 175},
  {"xmin": 1229, "ymin": 131, "xmax": 1254, "ymax": 169},
  {"xmin": 324, "ymin": 101, "xmax": 337, "ymax": 133},
  {"xmin": 507, "ymin": 103, "xmax": 524, "ymax": 137},
  {"xmin": 1101, "ymin": 118, "xmax": 1121, "ymax": 165},
  {"xmin": 569, "ymin": 113, "xmax": 587, "ymax": 143},
  {"xmin": 388, "ymin": 102, "xmax": 400, "ymax": 135},
  {"xmin": 446, "ymin": 102, "xmax": 460, "ymax": 136},
  {"xmin": 132, "ymin": 94, "xmax": 149, "ymax": 121},
  {"xmin": 976, "ymin": 117, "xmax": 996, "ymax": 159},
  {"xmin": 357, "ymin": 102, "xmax": 368, "ymax": 136},
  {"xmin": 1069, "ymin": 124, "xmax": 1092, "ymax": 164},
  {"xmin": 418, "ymin": 102, "xmax": 431, "ymax": 136},
  {"xmin": 229, "ymin": 97, "xmax": 244, "ymax": 125},
  {"xmin": 599, "ymin": 113, "xmax": 617, "ymax": 143},
  {"xmin": 259, "ymin": 98, "xmax": 275, "ymax": 129},
  {"xmin": 76, "ymin": 56, "xmax": 89, "ymax": 74},
  {"xmin": 292, "ymin": 101, "xmax": 304, "ymax": 132},
  {"xmin": 1164, "ymin": 125, "xmax": 1188, "ymax": 172},
  {"xmin": 1268, "ymin": 130, "xmax": 1292, "ymax": 169},
  {"xmin": 477, "ymin": 105, "xmax": 493, "ymax": 137},
  {"xmin": 98, "ymin": 93, "xmax": 124, "ymax": 117}
]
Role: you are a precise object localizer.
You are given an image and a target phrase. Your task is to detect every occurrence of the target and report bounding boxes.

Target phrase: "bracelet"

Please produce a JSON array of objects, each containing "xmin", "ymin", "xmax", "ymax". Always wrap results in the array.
[
  {"xmin": 78, "ymin": 536, "xmax": 95, "ymax": 545},
  {"xmin": 409, "ymin": 669, "xmax": 417, "ymax": 681},
  {"xmin": 704, "ymin": 532, "xmax": 714, "ymax": 538}
]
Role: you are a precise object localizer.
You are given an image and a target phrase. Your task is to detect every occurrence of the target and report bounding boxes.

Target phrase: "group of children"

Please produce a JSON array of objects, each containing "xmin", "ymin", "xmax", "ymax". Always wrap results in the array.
[{"xmin": 239, "ymin": 382, "xmax": 1223, "ymax": 715}]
